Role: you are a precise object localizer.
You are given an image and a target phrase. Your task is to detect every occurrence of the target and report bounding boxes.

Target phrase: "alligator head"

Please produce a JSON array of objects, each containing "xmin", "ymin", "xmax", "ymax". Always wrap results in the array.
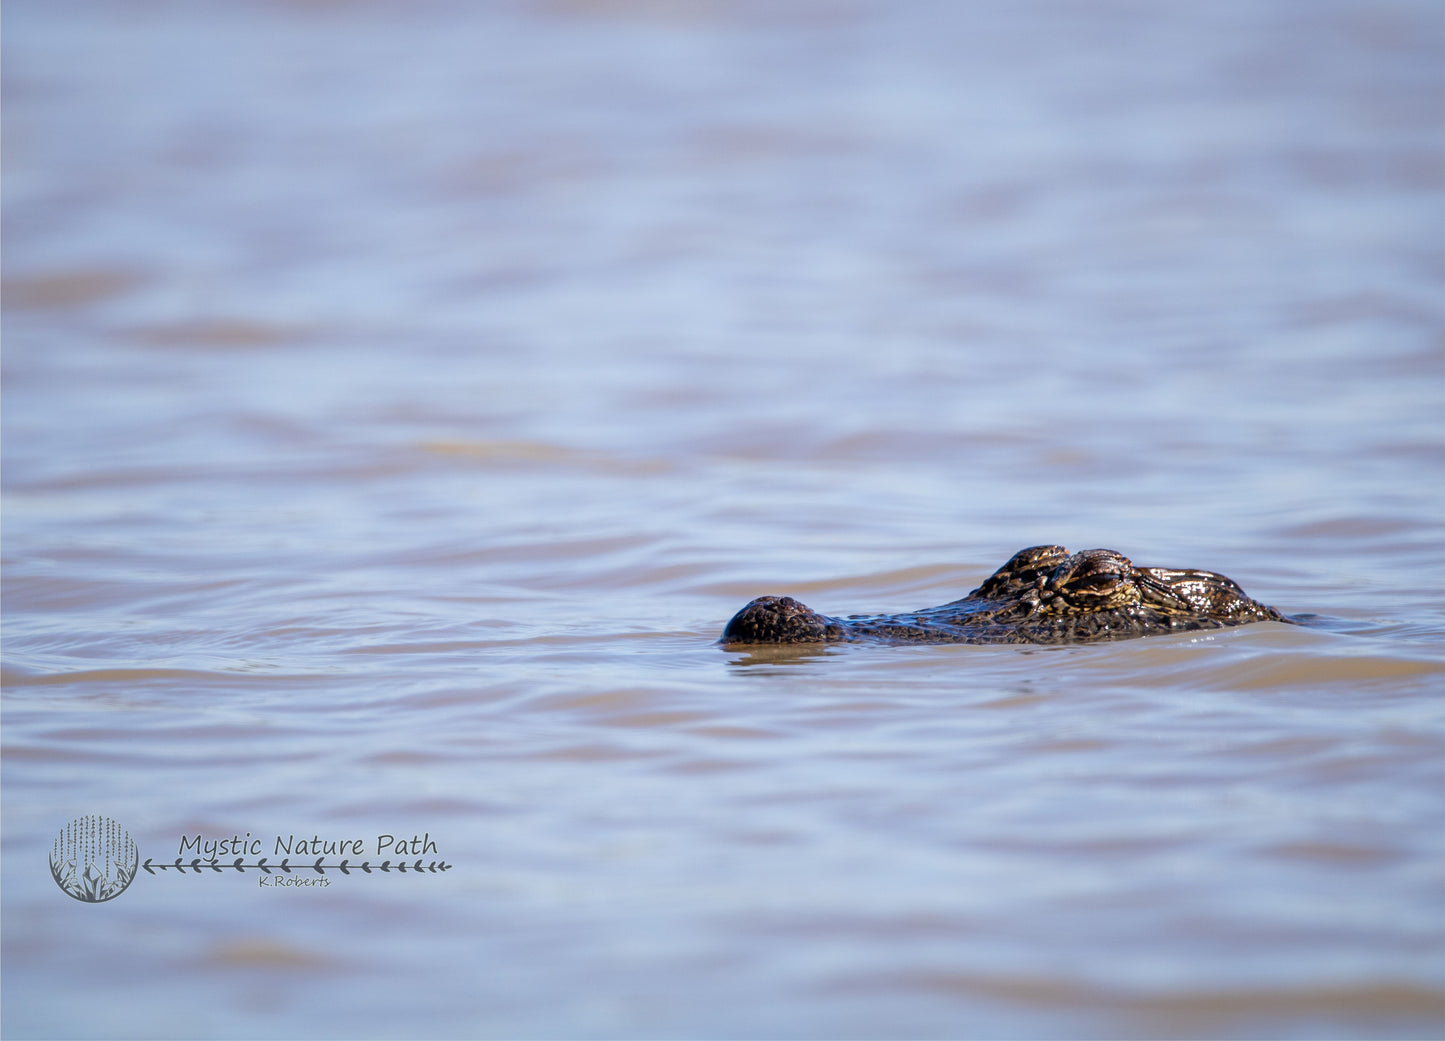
[{"xmin": 722, "ymin": 545, "xmax": 1286, "ymax": 646}]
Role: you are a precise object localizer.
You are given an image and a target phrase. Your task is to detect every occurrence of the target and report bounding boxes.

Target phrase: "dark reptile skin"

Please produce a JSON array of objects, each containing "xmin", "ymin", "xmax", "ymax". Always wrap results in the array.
[{"xmin": 721, "ymin": 545, "xmax": 1287, "ymax": 646}]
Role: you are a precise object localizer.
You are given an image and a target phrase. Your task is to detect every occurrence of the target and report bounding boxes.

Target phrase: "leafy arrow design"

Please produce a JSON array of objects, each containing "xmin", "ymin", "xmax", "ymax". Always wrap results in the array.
[{"xmin": 142, "ymin": 857, "xmax": 451, "ymax": 875}]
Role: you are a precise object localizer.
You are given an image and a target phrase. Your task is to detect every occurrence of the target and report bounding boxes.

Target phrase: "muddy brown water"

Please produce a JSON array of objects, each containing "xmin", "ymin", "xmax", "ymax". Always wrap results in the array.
[{"xmin": 3, "ymin": 1, "xmax": 1443, "ymax": 1037}]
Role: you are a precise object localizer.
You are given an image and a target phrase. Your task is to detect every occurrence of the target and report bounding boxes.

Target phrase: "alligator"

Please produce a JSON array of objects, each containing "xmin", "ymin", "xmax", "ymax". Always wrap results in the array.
[{"xmin": 721, "ymin": 545, "xmax": 1287, "ymax": 646}]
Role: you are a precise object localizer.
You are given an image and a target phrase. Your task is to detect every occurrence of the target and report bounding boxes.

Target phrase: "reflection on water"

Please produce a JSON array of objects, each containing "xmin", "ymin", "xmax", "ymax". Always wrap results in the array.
[{"xmin": 4, "ymin": 0, "xmax": 1443, "ymax": 1038}]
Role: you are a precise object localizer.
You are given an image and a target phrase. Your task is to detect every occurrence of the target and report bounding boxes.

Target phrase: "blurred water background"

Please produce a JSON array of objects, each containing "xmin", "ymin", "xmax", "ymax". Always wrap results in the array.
[{"xmin": 3, "ymin": 1, "xmax": 1443, "ymax": 1037}]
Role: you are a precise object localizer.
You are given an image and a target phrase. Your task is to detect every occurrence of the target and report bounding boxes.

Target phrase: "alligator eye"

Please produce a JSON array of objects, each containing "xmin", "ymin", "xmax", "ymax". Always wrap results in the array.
[
  {"xmin": 1065, "ymin": 573, "xmax": 1124, "ymax": 595},
  {"xmin": 1060, "ymin": 571, "xmax": 1138, "ymax": 608}
]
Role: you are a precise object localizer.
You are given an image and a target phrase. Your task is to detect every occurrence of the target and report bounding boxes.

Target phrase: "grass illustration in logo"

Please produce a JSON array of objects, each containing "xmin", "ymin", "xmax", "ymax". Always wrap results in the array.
[{"xmin": 50, "ymin": 816, "xmax": 139, "ymax": 903}]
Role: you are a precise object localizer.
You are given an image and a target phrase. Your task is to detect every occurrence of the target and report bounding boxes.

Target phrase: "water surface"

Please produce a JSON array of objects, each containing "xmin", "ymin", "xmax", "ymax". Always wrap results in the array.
[{"xmin": 3, "ymin": 1, "xmax": 1443, "ymax": 1038}]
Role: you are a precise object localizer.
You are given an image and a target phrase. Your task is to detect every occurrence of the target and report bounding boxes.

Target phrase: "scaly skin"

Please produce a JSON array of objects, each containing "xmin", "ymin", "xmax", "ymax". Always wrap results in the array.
[{"xmin": 721, "ymin": 545, "xmax": 1287, "ymax": 646}]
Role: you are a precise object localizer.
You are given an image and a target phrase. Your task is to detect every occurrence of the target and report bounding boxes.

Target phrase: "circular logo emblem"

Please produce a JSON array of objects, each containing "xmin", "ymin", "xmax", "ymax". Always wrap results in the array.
[{"xmin": 49, "ymin": 815, "xmax": 139, "ymax": 903}]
